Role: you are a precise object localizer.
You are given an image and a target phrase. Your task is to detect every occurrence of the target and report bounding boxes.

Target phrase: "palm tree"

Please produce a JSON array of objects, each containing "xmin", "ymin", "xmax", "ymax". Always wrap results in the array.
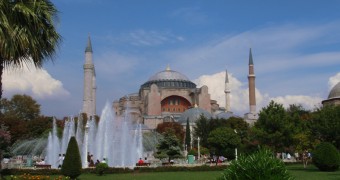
[{"xmin": 0, "ymin": 0, "xmax": 61, "ymax": 99}]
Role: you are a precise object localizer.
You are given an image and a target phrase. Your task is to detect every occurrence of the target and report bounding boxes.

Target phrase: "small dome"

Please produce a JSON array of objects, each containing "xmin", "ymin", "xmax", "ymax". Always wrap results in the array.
[
  {"xmin": 328, "ymin": 82, "xmax": 340, "ymax": 99},
  {"xmin": 178, "ymin": 107, "xmax": 212, "ymax": 124}
]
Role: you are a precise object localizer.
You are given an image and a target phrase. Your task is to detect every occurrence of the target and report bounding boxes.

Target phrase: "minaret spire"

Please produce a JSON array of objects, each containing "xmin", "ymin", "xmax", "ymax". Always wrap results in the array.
[
  {"xmin": 249, "ymin": 48, "xmax": 253, "ymax": 65},
  {"xmin": 85, "ymin": 36, "xmax": 93, "ymax": 53},
  {"xmin": 224, "ymin": 69, "xmax": 231, "ymax": 112}
]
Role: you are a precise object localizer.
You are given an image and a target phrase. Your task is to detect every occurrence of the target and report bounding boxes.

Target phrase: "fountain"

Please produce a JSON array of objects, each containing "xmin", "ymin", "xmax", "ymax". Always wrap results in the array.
[{"xmin": 45, "ymin": 102, "xmax": 144, "ymax": 168}]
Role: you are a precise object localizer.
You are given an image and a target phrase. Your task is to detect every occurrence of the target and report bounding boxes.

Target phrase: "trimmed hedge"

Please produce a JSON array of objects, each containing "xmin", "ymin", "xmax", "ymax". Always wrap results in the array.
[
  {"xmin": 313, "ymin": 142, "xmax": 340, "ymax": 171},
  {"xmin": 95, "ymin": 163, "xmax": 108, "ymax": 175},
  {"xmin": 1, "ymin": 164, "xmax": 227, "ymax": 176}
]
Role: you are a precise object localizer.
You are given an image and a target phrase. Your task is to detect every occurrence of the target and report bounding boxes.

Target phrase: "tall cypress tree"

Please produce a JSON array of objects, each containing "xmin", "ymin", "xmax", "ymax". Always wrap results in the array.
[
  {"xmin": 61, "ymin": 136, "xmax": 82, "ymax": 179},
  {"xmin": 185, "ymin": 118, "xmax": 191, "ymax": 150}
]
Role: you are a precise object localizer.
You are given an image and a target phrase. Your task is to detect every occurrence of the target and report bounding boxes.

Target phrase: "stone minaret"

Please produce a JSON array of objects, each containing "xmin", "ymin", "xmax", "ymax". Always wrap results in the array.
[
  {"xmin": 244, "ymin": 48, "xmax": 258, "ymax": 125},
  {"xmin": 224, "ymin": 69, "xmax": 231, "ymax": 112},
  {"xmin": 82, "ymin": 36, "xmax": 96, "ymax": 117},
  {"xmin": 248, "ymin": 48, "xmax": 256, "ymax": 114}
]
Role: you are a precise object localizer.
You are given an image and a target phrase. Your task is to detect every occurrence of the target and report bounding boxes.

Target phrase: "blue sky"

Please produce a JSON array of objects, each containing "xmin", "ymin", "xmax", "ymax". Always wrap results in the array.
[{"xmin": 3, "ymin": 0, "xmax": 340, "ymax": 118}]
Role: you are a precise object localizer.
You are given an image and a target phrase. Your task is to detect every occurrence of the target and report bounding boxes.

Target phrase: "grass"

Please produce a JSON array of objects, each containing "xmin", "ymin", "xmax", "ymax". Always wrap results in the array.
[
  {"xmin": 75, "ymin": 171, "xmax": 223, "ymax": 180},
  {"xmin": 287, "ymin": 164, "xmax": 340, "ymax": 180},
  {"xmin": 5, "ymin": 164, "xmax": 340, "ymax": 180},
  {"xmin": 75, "ymin": 164, "xmax": 340, "ymax": 180}
]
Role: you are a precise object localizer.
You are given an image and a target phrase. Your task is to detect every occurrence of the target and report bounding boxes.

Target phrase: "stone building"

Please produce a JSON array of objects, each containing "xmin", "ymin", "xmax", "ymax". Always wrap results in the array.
[
  {"xmin": 113, "ymin": 66, "xmax": 215, "ymax": 129},
  {"xmin": 112, "ymin": 48, "xmax": 259, "ymax": 129},
  {"xmin": 81, "ymin": 37, "xmax": 258, "ymax": 129}
]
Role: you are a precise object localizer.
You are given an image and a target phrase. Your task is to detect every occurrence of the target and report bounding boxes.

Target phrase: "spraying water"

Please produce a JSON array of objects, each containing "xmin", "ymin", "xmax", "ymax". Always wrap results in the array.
[{"xmin": 45, "ymin": 102, "xmax": 144, "ymax": 168}]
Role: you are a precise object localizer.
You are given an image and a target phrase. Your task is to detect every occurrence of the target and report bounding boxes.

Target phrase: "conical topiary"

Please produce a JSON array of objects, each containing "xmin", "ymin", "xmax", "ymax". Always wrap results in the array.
[{"xmin": 61, "ymin": 136, "xmax": 82, "ymax": 179}]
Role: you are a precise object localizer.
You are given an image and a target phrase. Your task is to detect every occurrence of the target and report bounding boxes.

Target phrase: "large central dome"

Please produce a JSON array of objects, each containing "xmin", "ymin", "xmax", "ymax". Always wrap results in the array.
[
  {"xmin": 148, "ymin": 69, "xmax": 190, "ymax": 81},
  {"xmin": 141, "ymin": 66, "xmax": 196, "ymax": 89}
]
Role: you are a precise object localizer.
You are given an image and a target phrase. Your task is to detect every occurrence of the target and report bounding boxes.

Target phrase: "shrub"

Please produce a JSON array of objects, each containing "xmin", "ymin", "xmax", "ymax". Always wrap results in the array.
[
  {"xmin": 313, "ymin": 142, "xmax": 340, "ymax": 171},
  {"xmin": 61, "ymin": 137, "xmax": 82, "ymax": 179},
  {"xmin": 218, "ymin": 148, "xmax": 293, "ymax": 180},
  {"xmin": 95, "ymin": 163, "xmax": 109, "ymax": 176}
]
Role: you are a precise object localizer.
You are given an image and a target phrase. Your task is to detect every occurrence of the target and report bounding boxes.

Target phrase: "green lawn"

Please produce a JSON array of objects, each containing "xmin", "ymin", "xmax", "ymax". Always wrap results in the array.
[
  {"xmin": 287, "ymin": 164, "xmax": 340, "ymax": 180},
  {"xmin": 76, "ymin": 164, "xmax": 340, "ymax": 180},
  {"xmin": 76, "ymin": 171, "xmax": 223, "ymax": 180},
  {"xmin": 5, "ymin": 164, "xmax": 340, "ymax": 180}
]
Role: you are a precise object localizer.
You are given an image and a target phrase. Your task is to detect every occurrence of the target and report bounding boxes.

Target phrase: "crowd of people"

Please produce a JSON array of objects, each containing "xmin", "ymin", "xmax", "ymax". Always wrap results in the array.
[
  {"xmin": 276, "ymin": 150, "xmax": 312, "ymax": 168},
  {"xmin": 86, "ymin": 153, "xmax": 106, "ymax": 167}
]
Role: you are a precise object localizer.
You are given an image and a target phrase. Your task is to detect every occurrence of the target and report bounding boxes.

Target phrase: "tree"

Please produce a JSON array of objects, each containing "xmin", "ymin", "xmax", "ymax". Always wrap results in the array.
[
  {"xmin": 1, "ymin": 94, "xmax": 40, "ymax": 120},
  {"xmin": 194, "ymin": 115, "xmax": 210, "ymax": 147},
  {"xmin": 185, "ymin": 118, "xmax": 191, "ymax": 150},
  {"xmin": 311, "ymin": 105, "xmax": 340, "ymax": 149},
  {"xmin": 156, "ymin": 122, "xmax": 184, "ymax": 144},
  {"xmin": 2, "ymin": 117, "xmax": 28, "ymax": 144},
  {"xmin": 313, "ymin": 142, "xmax": 340, "ymax": 171},
  {"xmin": 225, "ymin": 117, "xmax": 249, "ymax": 140},
  {"xmin": 208, "ymin": 127, "xmax": 241, "ymax": 159},
  {"xmin": 0, "ymin": 123, "xmax": 11, "ymax": 171},
  {"xmin": 252, "ymin": 100, "xmax": 294, "ymax": 151},
  {"xmin": 61, "ymin": 136, "xmax": 82, "ymax": 179},
  {"xmin": 26, "ymin": 116, "xmax": 52, "ymax": 138},
  {"xmin": 154, "ymin": 129, "xmax": 182, "ymax": 162},
  {"xmin": 0, "ymin": 0, "xmax": 61, "ymax": 99}
]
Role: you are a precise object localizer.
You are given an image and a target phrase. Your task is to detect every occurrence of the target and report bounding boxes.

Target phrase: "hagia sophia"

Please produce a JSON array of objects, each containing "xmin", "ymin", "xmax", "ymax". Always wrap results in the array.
[
  {"xmin": 81, "ymin": 37, "xmax": 257, "ymax": 129},
  {"xmin": 81, "ymin": 37, "xmax": 340, "ymax": 130}
]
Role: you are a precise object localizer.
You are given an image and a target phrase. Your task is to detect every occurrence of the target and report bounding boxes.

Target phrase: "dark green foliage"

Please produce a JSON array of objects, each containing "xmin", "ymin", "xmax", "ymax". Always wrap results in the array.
[
  {"xmin": 61, "ymin": 137, "xmax": 82, "ymax": 179},
  {"xmin": 313, "ymin": 142, "xmax": 340, "ymax": 171},
  {"xmin": 95, "ymin": 163, "xmax": 109, "ymax": 176},
  {"xmin": 207, "ymin": 127, "xmax": 240, "ymax": 158},
  {"xmin": 156, "ymin": 122, "xmax": 185, "ymax": 144},
  {"xmin": 154, "ymin": 129, "xmax": 182, "ymax": 162},
  {"xmin": 185, "ymin": 118, "xmax": 191, "ymax": 150},
  {"xmin": 311, "ymin": 105, "xmax": 340, "ymax": 150},
  {"xmin": 194, "ymin": 115, "xmax": 210, "ymax": 147},
  {"xmin": 194, "ymin": 115, "xmax": 231, "ymax": 148},
  {"xmin": 252, "ymin": 100, "xmax": 294, "ymax": 151},
  {"xmin": 0, "ymin": 95, "xmax": 40, "ymax": 121},
  {"xmin": 218, "ymin": 149, "xmax": 294, "ymax": 180}
]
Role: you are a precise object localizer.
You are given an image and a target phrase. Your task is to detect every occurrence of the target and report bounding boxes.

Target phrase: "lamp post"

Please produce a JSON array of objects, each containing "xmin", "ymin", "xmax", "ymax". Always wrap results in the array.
[
  {"xmin": 234, "ymin": 129, "xmax": 238, "ymax": 161},
  {"xmin": 197, "ymin": 137, "xmax": 200, "ymax": 161}
]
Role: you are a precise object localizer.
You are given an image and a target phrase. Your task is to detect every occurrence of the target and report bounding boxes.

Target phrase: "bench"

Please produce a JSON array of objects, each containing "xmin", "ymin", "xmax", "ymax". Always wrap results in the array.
[
  {"xmin": 136, "ymin": 163, "xmax": 151, "ymax": 166},
  {"xmin": 34, "ymin": 164, "xmax": 51, "ymax": 169}
]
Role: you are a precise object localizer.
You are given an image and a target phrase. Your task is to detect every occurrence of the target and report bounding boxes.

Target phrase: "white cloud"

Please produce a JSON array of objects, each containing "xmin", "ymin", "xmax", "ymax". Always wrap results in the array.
[
  {"xmin": 167, "ymin": 22, "xmax": 340, "ymax": 79},
  {"xmin": 270, "ymin": 95, "xmax": 322, "ymax": 110},
  {"xmin": 194, "ymin": 71, "xmax": 323, "ymax": 115},
  {"xmin": 3, "ymin": 62, "xmax": 70, "ymax": 99},
  {"xmin": 105, "ymin": 30, "xmax": 184, "ymax": 47},
  {"xmin": 328, "ymin": 72, "xmax": 340, "ymax": 89}
]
